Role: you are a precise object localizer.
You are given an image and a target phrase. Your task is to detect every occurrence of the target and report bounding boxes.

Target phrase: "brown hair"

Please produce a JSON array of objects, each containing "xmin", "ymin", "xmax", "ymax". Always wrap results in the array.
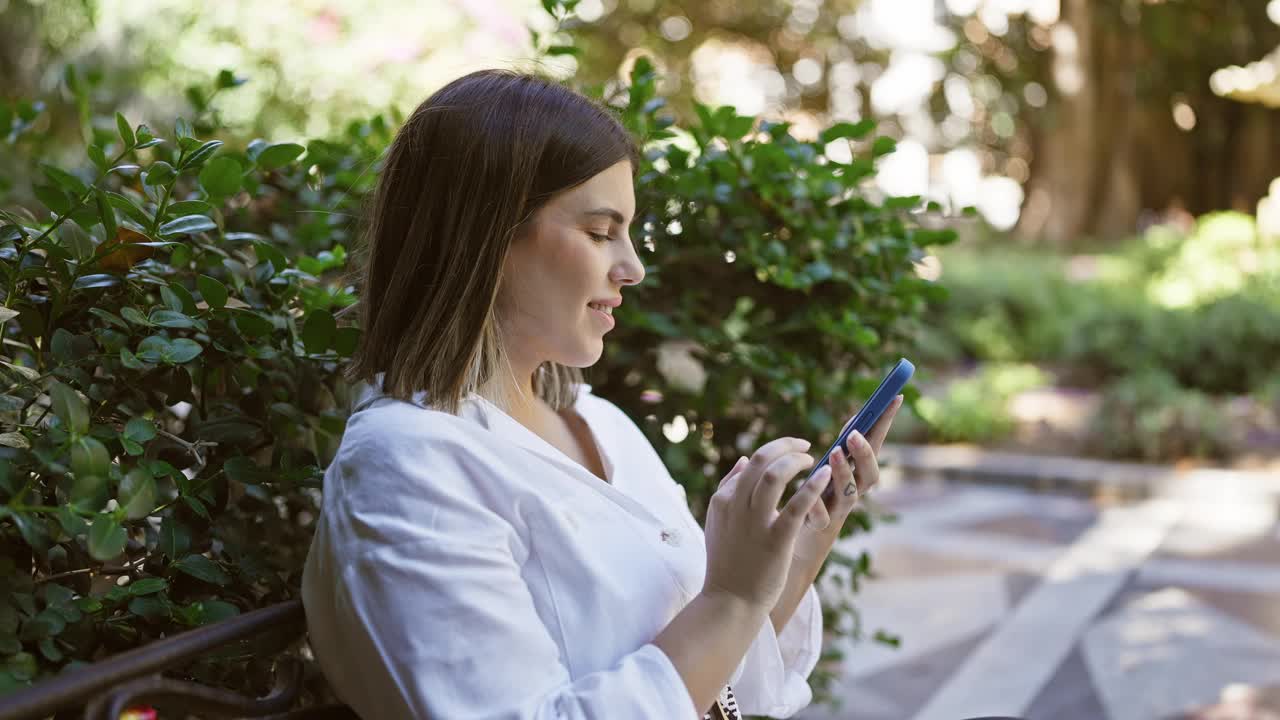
[{"xmin": 346, "ymin": 69, "xmax": 641, "ymax": 415}]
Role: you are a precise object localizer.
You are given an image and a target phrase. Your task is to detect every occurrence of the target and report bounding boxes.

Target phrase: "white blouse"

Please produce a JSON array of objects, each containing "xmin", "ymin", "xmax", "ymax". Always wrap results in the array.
[{"xmin": 301, "ymin": 380, "xmax": 823, "ymax": 719}]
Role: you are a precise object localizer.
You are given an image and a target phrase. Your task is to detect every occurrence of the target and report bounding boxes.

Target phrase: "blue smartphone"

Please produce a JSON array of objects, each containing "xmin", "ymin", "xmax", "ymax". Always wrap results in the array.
[{"xmin": 805, "ymin": 358, "xmax": 914, "ymax": 500}]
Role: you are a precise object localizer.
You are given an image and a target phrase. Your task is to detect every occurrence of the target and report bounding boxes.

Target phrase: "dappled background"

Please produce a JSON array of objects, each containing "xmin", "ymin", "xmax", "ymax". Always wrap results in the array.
[
  {"xmin": 5, "ymin": 0, "xmax": 1280, "ymax": 468},
  {"xmin": 3, "ymin": 0, "xmax": 1280, "ymax": 713}
]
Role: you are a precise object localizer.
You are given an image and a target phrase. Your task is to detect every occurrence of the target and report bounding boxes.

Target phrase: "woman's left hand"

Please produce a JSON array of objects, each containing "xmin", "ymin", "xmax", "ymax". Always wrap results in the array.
[{"xmin": 793, "ymin": 395, "xmax": 904, "ymax": 562}]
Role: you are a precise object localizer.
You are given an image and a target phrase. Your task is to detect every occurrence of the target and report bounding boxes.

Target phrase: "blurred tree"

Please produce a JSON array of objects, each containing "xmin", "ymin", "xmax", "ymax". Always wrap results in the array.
[{"xmin": 565, "ymin": 0, "xmax": 1280, "ymax": 244}]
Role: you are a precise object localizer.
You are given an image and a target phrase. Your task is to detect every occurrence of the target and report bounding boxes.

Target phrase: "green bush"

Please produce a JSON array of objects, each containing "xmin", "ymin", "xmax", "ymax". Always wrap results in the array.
[
  {"xmin": 1169, "ymin": 287, "xmax": 1280, "ymax": 394},
  {"xmin": 930, "ymin": 238, "xmax": 1280, "ymax": 396},
  {"xmin": 0, "ymin": 70, "xmax": 383, "ymax": 696},
  {"xmin": 1086, "ymin": 369, "xmax": 1235, "ymax": 461},
  {"xmin": 925, "ymin": 248, "xmax": 1075, "ymax": 363},
  {"xmin": 0, "ymin": 32, "xmax": 955, "ymax": 711},
  {"xmin": 913, "ymin": 363, "xmax": 1049, "ymax": 443},
  {"xmin": 1146, "ymin": 212, "xmax": 1280, "ymax": 309}
]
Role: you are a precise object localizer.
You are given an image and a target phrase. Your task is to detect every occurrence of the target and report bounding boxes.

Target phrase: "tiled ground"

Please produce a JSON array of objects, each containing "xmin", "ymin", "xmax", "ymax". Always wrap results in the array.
[{"xmin": 797, "ymin": 480, "xmax": 1280, "ymax": 720}]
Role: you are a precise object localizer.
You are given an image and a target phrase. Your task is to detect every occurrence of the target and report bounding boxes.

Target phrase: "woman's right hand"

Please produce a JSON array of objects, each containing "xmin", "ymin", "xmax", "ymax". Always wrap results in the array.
[{"xmin": 700, "ymin": 437, "xmax": 833, "ymax": 612}]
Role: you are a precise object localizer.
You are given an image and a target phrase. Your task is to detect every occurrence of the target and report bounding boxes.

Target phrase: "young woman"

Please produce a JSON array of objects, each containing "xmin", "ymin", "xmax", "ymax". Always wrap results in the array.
[{"xmin": 301, "ymin": 68, "xmax": 902, "ymax": 719}]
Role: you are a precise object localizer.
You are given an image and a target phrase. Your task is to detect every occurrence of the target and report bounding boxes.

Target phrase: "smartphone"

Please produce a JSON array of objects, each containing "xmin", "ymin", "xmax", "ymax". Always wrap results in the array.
[{"xmin": 804, "ymin": 358, "xmax": 914, "ymax": 500}]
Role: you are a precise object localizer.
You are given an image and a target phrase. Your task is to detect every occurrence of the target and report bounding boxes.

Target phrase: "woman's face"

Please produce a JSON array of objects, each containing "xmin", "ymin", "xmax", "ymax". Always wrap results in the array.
[{"xmin": 496, "ymin": 160, "xmax": 644, "ymax": 370}]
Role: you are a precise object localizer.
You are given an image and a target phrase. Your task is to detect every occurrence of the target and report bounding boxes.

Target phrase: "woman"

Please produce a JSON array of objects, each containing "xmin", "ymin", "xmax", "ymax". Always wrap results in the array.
[{"xmin": 301, "ymin": 69, "xmax": 902, "ymax": 719}]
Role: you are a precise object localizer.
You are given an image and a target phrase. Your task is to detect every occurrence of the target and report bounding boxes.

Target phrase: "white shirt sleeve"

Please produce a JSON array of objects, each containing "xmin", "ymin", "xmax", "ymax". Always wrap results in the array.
[
  {"xmin": 730, "ymin": 583, "xmax": 824, "ymax": 718},
  {"xmin": 331, "ymin": 534, "xmax": 700, "ymax": 719},
  {"xmin": 303, "ymin": 421, "xmax": 702, "ymax": 720}
]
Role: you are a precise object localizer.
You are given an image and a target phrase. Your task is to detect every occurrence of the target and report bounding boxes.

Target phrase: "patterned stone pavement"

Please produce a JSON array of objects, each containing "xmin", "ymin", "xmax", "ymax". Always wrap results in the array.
[{"xmin": 797, "ymin": 478, "xmax": 1280, "ymax": 720}]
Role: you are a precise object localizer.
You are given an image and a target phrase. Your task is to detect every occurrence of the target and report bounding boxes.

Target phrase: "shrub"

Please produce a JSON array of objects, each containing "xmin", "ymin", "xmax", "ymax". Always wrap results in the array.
[
  {"xmin": 1, "ymin": 19, "xmax": 955, "ymax": 707},
  {"xmin": 0, "ymin": 70, "xmax": 383, "ymax": 696},
  {"xmin": 913, "ymin": 362, "xmax": 1049, "ymax": 443},
  {"xmin": 1086, "ymin": 369, "xmax": 1235, "ymax": 461}
]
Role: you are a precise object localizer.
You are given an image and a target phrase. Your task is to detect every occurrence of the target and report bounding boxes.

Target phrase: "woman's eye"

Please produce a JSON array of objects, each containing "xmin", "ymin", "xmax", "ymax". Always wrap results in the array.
[{"xmin": 588, "ymin": 231, "xmax": 611, "ymax": 243}]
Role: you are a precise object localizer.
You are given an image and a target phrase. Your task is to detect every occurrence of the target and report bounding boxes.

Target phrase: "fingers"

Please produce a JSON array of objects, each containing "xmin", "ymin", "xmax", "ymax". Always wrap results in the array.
[
  {"xmin": 749, "ymin": 450, "xmax": 815, "ymax": 515},
  {"xmin": 777, "ymin": 464, "xmax": 831, "ymax": 535},
  {"xmin": 716, "ymin": 435, "xmax": 803, "ymax": 507},
  {"xmin": 718, "ymin": 456, "xmax": 748, "ymax": 492},
  {"xmin": 805, "ymin": 498, "xmax": 831, "ymax": 531},
  {"xmin": 827, "ymin": 441, "xmax": 859, "ymax": 508},
  {"xmin": 845, "ymin": 429, "xmax": 880, "ymax": 497},
  {"xmin": 866, "ymin": 395, "xmax": 904, "ymax": 453}
]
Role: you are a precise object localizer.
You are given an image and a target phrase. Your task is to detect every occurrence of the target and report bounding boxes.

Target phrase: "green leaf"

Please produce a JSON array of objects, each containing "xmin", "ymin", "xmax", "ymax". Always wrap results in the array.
[
  {"xmin": 134, "ymin": 334, "xmax": 200, "ymax": 364},
  {"xmin": 167, "ymin": 281, "xmax": 198, "ymax": 314},
  {"xmin": 38, "ymin": 637, "xmax": 63, "ymax": 662},
  {"xmin": 40, "ymin": 163, "xmax": 89, "ymax": 196},
  {"xmin": 149, "ymin": 309, "xmax": 197, "ymax": 329},
  {"xmin": 197, "ymin": 275, "xmax": 228, "ymax": 310},
  {"xmin": 128, "ymin": 578, "xmax": 167, "ymax": 596},
  {"xmin": 51, "ymin": 328, "xmax": 76, "ymax": 363},
  {"xmin": 159, "ymin": 517, "xmax": 190, "ymax": 560},
  {"xmin": 333, "ymin": 326, "xmax": 361, "ymax": 357},
  {"xmin": 872, "ymin": 136, "xmax": 897, "ymax": 157},
  {"xmin": 87, "ymin": 144, "xmax": 108, "ymax": 172},
  {"xmin": 547, "ymin": 45, "xmax": 582, "ymax": 57},
  {"xmin": 199, "ymin": 156, "xmax": 242, "ymax": 198},
  {"xmin": 144, "ymin": 161, "xmax": 176, "ymax": 186},
  {"xmin": 160, "ymin": 285, "xmax": 184, "ymax": 312},
  {"xmin": 50, "ymin": 382, "xmax": 90, "ymax": 435},
  {"xmin": 94, "ymin": 187, "xmax": 118, "ymax": 240},
  {"xmin": 128, "ymin": 595, "xmax": 170, "ymax": 622},
  {"xmin": 118, "ymin": 467, "xmax": 155, "ymax": 520},
  {"xmin": 124, "ymin": 417, "xmax": 156, "ymax": 443},
  {"xmin": 120, "ymin": 306, "xmax": 149, "ymax": 326},
  {"xmin": 820, "ymin": 119, "xmax": 877, "ymax": 145},
  {"xmin": 106, "ymin": 192, "xmax": 150, "ymax": 227},
  {"xmin": 254, "ymin": 142, "xmax": 305, "ymax": 170},
  {"xmin": 232, "ymin": 311, "xmax": 273, "ymax": 338},
  {"xmin": 56, "ymin": 505, "xmax": 87, "ymax": 536},
  {"xmin": 182, "ymin": 140, "xmax": 223, "ymax": 169},
  {"xmin": 252, "ymin": 241, "xmax": 287, "ymax": 273},
  {"xmin": 116, "ymin": 112, "xmax": 135, "ymax": 147},
  {"xmin": 166, "ymin": 200, "xmax": 214, "ymax": 217},
  {"xmin": 158, "ymin": 214, "xmax": 216, "ymax": 237},
  {"xmin": 216, "ymin": 69, "xmax": 246, "ymax": 89},
  {"xmin": 136, "ymin": 335, "xmax": 169, "ymax": 363},
  {"xmin": 301, "ymin": 309, "xmax": 335, "ymax": 354},
  {"xmin": 223, "ymin": 456, "xmax": 270, "ymax": 485},
  {"xmin": 71, "ymin": 436, "xmax": 110, "ymax": 483},
  {"xmin": 87, "ymin": 515, "xmax": 127, "ymax": 561},
  {"xmin": 119, "ymin": 348, "xmax": 146, "ymax": 370},
  {"xmin": 174, "ymin": 116, "xmax": 192, "ymax": 140},
  {"xmin": 34, "ymin": 185, "xmax": 73, "ymax": 215},
  {"xmin": 10, "ymin": 513, "xmax": 52, "ymax": 554},
  {"xmin": 167, "ymin": 338, "xmax": 203, "ymax": 363},
  {"xmin": 173, "ymin": 554, "xmax": 230, "ymax": 586},
  {"xmin": 2, "ymin": 652, "xmax": 38, "ymax": 682},
  {"xmin": 195, "ymin": 599, "xmax": 240, "ymax": 625}
]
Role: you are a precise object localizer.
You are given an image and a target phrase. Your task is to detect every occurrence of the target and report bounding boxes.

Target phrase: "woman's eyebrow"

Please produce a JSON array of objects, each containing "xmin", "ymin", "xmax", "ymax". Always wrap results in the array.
[{"xmin": 582, "ymin": 207, "xmax": 627, "ymax": 225}]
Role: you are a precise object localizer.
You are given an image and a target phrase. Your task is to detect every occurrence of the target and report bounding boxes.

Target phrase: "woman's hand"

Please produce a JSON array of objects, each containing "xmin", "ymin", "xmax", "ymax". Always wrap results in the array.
[
  {"xmin": 701, "ymin": 437, "xmax": 833, "ymax": 613},
  {"xmin": 800, "ymin": 394, "xmax": 904, "ymax": 540},
  {"xmin": 768, "ymin": 395, "xmax": 904, "ymax": 631}
]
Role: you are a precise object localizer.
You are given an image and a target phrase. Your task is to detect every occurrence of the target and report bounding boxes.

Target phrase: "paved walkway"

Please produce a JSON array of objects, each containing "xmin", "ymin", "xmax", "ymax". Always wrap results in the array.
[{"xmin": 797, "ymin": 467, "xmax": 1280, "ymax": 720}]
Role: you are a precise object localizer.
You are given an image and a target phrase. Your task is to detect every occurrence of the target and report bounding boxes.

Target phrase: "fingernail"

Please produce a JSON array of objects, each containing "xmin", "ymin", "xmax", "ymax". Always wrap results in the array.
[
  {"xmin": 853, "ymin": 432, "xmax": 866, "ymax": 447},
  {"xmin": 798, "ymin": 439, "xmax": 811, "ymax": 450}
]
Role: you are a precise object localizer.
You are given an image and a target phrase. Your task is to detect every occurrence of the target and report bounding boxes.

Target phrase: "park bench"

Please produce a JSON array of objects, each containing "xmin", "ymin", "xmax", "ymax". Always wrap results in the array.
[
  {"xmin": 0, "ymin": 599, "xmax": 1026, "ymax": 720},
  {"xmin": 0, "ymin": 599, "xmax": 354, "ymax": 720}
]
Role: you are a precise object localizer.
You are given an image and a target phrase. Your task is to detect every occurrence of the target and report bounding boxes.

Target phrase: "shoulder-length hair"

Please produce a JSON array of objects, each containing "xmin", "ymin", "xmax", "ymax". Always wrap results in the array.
[{"xmin": 346, "ymin": 69, "xmax": 641, "ymax": 415}]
